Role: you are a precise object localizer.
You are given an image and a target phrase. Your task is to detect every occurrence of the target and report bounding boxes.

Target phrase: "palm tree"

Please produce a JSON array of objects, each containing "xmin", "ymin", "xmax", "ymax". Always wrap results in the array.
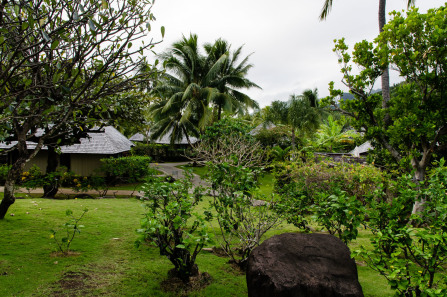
[
  {"xmin": 265, "ymin": 91, "xmax": 321, "ymax": 149},
  {"xmin": 204, "ymin": 39, "xmax": 261, "ymax": 121},
  {"xmin": 150, "ymin": 34, "xmax": 218, "ymax": 143},
  {"xmin": 319, "ymin": 0, "xmax": 416, "ymax": 113},
  {"xmin": 151, "ymin": 35, "xmax": 260, "ymax": 143}
]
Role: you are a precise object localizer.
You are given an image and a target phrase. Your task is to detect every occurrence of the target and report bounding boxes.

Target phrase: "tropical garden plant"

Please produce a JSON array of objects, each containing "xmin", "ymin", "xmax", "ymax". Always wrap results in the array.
[
  {"xmin": 50, "ymin": 208, "xmax": 89, "ymax": 255},
  {"xmin": 137, "ymin": 171, "xmax": 211, "ymax": 283},
  {"xmin": 150, "ymin": 35, "xmax": 260, "ymax": 144}
]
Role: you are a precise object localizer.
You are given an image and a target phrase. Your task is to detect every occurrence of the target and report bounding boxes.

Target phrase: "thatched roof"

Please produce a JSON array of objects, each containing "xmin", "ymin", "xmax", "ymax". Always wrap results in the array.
[
  {"xmin": 0, "ymin": 126, "xmax": 133, "ymax": 155},
  {"xmin": 129, "ymin": 129, "xmax": 199, "ymax": 145}
]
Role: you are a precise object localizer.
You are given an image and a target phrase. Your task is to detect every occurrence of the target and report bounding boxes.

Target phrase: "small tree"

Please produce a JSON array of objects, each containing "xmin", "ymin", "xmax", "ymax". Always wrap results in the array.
[
  {"xmin": 206, "ymin": 163, "xmax": 281, "ymax": 268},
  {"xmin": 190, "ymin": 119, "xmax": 281, "ymax": 269},
  {"xmin": 137, "ymin": 171, "xmax": 211, "ymax": 283},
  {"xmin": 323, "ymin": 6, "xmax": 447, "ymax": 213},
  {"xmin": 357, "ymin": 161, "xmax": 447, "ymax": 296},
  {"xmin": 0, "ymin": 0, "xmax": 162, "ymax": 218}
]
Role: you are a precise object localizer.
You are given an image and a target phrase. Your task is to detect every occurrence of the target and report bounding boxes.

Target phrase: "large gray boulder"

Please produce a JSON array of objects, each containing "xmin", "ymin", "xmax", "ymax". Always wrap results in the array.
[{"xmin": 246, "ymin": 233, "xmax": 364, "ymax": 297}]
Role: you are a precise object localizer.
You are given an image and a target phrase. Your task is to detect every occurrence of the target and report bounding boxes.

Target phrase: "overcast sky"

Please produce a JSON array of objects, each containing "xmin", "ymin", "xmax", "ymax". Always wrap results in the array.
[{"xmin": 147, "ymin": 0, "xmax": 444, "ymax": 108}]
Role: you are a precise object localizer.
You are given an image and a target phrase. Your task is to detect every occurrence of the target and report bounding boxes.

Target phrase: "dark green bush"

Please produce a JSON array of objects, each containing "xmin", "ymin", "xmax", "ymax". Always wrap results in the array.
[
  {"xmin": 100, "ymin": 156, "xmax": 154, "ymax": 185},
  {"xmin": 0, "ymin": 164, "xmax": 10, "ymax": 185},
  {"xmin": 131, "ymin": 142, "xmax": 189, "ymax": 161}
]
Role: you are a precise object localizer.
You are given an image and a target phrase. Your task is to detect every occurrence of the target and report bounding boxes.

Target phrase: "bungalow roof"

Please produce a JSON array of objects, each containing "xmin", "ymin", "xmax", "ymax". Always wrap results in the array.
[{"xmin": 0, "ymin": 126, "xmax": 133, "ymax": 155}]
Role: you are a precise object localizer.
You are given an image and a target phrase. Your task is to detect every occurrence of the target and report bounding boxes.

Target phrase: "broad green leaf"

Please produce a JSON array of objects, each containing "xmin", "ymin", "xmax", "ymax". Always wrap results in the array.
[
  {"xmin": 160, "ymin": 26, "xmax": 165, "ymax": 38},
  {"xmin": 51, "ymin": 39, "xmax": 59, "ymax": 50}
]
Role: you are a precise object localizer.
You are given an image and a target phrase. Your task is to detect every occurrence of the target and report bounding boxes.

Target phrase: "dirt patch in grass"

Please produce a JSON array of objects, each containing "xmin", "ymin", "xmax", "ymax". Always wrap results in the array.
[
  {"xmin": 49, "ymin": 263, "xmax": 125, "ymax": 297},
  {"xmin": 51, "ymin": 271, "xmax": 92, "ymax": 297},
  {"xmin": 160, "ymin": 271, "xmax": 212, "ymax": 296}
]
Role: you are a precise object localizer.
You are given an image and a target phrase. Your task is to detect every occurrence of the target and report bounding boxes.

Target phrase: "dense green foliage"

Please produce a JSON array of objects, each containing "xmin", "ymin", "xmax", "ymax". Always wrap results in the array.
[
  {"xmin": 324, "ymin": 6, "xmax": 447, "ymax": 182},
  {"xmin": 137, "ymin": 172, "xmax": 211, "ymax": 282},
  {"xmin": 100, "ymin": 156, "xmax": 154, "ymax": 185},
  {"xmin": 131, "ymin": 143, "xmax": 188, "ymax": 162},
  {"xmin": 357, "ymin": 162, "xmax": 447, "ymax": 296},
  {"xmin": 0, "ymin": 164, "xmax": 10, "ymax": 185},
  {"xmin": 265, "ymin": 91, "xmax": 321, "ymax": 149}
]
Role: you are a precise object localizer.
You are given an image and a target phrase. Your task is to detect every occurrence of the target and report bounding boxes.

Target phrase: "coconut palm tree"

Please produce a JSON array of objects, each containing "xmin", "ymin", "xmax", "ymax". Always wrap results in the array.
[
  {"xmin": 151, "ymin": 35, "xmax": 260, "ymax": 143},
  {"xmin": 265, "ymin": 91, "xmax": 321, "ymax": 149},
  {"xmin": 319, "ymin": 0, "xmax": 416, "ymax": 113},
  {"xmin": 150, "ymin": 34, "xmax": 221, "ymax": 143},
  {"xmin": 204, "ymin": 39, "xmax": 261, "ymax": 121}
]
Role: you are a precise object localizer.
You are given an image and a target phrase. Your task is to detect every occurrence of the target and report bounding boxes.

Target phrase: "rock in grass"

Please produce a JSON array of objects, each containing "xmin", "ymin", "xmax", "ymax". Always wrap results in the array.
[{"xmin": 246, "ymin": 233, "xmax": 364, "ymax": 297}]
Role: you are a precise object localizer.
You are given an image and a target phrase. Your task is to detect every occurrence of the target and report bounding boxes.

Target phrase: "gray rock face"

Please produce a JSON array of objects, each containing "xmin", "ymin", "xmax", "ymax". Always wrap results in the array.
[{"xmin": 246, "ymin": 233, "xmax": 364, "ymax": 297}]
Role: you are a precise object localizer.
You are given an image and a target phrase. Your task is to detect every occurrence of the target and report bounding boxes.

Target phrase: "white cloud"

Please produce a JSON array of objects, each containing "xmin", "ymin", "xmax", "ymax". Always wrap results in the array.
[{"xmin": 147, "ymin": 0, "xmax": 445, "ymax": 107}]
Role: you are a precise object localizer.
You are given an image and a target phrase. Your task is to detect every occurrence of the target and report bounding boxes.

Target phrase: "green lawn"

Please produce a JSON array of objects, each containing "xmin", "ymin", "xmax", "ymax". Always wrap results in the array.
[{"xmin": 0, "ymin": 195, "xmax": 394, "ymax": 297}]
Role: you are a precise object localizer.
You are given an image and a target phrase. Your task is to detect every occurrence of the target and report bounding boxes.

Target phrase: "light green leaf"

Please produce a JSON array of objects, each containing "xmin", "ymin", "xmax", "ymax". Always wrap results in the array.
[{"xmin": 160, "ymin": 26, "xmax": 165, "ymax": 38}]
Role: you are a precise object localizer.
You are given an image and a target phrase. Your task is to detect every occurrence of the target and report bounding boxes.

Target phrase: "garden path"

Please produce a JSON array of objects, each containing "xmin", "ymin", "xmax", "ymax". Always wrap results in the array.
[
  {"xmin": 0, "ymin": 162, "xmax": 209, "ymax": 197},
  {"xmin": 150, "ymin": 161, "xmax": 210, "ymax": 189}
]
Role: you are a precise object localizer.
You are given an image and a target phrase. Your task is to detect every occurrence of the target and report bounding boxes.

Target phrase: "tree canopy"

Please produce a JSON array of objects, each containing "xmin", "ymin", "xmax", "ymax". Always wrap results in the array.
[
  {"xmin": 150, "ymin": 34, "xmax": 260, "ymax": 144},
  {"xmin": 323, "ymin": 5, "xmax": 447, "ymax": 200},
  {"xmin": 0, "ymin": 0, "xmax": 162, "ymax": 218}
]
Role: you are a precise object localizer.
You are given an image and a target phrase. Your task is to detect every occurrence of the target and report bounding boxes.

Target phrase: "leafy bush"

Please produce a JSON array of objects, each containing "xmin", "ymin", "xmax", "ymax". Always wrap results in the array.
[
  {"xmin": 357, "ymin": 161, "xmax": 447, "ymax": 296},
  {"xmin": 60, "ymin": 172, "xmax": 106, "ymax": 193},
  {"xmin": 100, "ymin": 156, "xmax": 154, "ymax": 185},
  {"xmin": 0, "ymin": 164, "xmax": 10, "ymax": 185},
  {"xmin": 312, "ymin": 190, "xmax": 365, "ymax": 244},
  {"xmin": 131, "ymin": 142, "xmax": 189, "ymax": 161},
  {"xmin": 137, "ymin": 171, "xmax": 211, "ymax": 282},
  {"xmin": 20, "ymin": 165, "xmax": 107, "ymax": 195},
  {"xmin": 253, "ymin": 126, "xmax": 292, "ymax": 148},
  {"xmin": 206, "ymin": 163, "xmax": 282, "ymax": 269},
  {"xmin": 274, "ymin": 160, "xmax": 385, "ymax": 203}
]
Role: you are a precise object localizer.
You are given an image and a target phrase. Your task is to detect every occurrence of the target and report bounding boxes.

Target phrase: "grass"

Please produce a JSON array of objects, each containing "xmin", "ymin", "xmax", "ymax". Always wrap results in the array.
[{"xmin": 0, "ymin": 194, "xmax": 395, "ymax": 297}]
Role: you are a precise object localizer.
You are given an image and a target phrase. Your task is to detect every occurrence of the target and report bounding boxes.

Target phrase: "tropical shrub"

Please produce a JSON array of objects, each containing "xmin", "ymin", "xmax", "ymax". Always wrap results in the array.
[
  {"xmin": 137, "ymin": 171, "xmax": 211, "ymax": 282},
  {"xmin": 312, "ymin": 189, "xmax": 364, "ymax": 244},
  {"xmin": 274, "ymin": 159, "xmax": 385, "ymax": 203},
  {"xmin": 206, "ymin": 163, "xmax": 282, "ymax": 269},
  {"xmin": 357, "ymin": 161, "xmax": 447, "ymax": 296},
  {"xmin": 131, "ymin": 142, "xmax": 188, "ymax": 161},
  {"xmin": 100, "ymin": 156, "xmax": 154, "ymax": 185},
  {"xmin": 253, "ymin": 126, "xmax": 291, "ymax": 148}
]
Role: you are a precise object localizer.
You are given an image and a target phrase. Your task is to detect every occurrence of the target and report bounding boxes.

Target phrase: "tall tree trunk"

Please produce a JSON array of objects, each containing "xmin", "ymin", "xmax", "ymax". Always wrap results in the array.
[
  {"xmin": 217, "ymin": 104, "xmax": 222, "ymax": 121},
  {"xmin": 411, "ymin": 157, "xmax": 427, "ymax": 215},
  {"xmin": 43, "ymin": 146, "xmax": 59, "ymax": 198},
  {"xmin": 0, "ymin": 141, "xmax": 28, "ymax": 219},
  {"xmin": 379, "ymin": 0, "xmax": 392, "ymax": 125}
]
